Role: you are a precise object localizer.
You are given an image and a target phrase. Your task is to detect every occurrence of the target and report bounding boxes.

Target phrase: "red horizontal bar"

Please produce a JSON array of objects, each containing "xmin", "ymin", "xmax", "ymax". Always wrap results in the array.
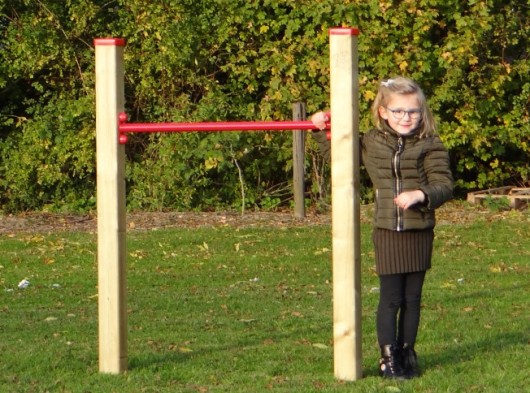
[{"xmin": 119, "ymin": 120, "xmax": 323, "ymax": 133}]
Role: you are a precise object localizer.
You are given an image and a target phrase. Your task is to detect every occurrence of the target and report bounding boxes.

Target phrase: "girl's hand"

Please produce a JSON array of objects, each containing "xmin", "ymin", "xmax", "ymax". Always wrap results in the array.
[
  {"xmin": 394, "ymin": 190, "xmax": 426, "ymax": 209},
  {"xmin": 311, "ymin": 111, "xmax": 330, "ymax": 130}
]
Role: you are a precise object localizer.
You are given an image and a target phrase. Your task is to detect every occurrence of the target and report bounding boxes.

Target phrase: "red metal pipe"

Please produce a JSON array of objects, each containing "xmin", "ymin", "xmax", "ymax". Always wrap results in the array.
[
  {"xmin": 117, "ymin": 112, "xmax": 330, "ymax": 143},
  {"xmin": 119, "ymin": 121, "xmax": 320, "ymax": 132}
]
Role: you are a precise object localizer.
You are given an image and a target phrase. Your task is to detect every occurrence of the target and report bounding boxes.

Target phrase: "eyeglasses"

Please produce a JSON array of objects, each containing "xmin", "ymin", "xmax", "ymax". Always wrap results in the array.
[{"xmin": 386, "ymin": 108, "xmax": 422, "ymax": 120}]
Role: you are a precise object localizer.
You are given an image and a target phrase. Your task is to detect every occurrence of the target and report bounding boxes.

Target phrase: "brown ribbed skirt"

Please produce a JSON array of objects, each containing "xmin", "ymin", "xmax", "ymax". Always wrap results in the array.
[{"xmin": 372, "ymin": 228, "xmax": 434, "ymax": 275}]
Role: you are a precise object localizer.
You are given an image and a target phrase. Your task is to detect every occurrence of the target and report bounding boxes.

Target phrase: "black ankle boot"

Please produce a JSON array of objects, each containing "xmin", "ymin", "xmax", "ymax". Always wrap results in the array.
[
  {"xmin": 379, "ymin": 344, "xmax": 406, "ymax": 379},
  {"xmin": 401, "ymin": 343, "xmax": 420, "ymax": 378}
]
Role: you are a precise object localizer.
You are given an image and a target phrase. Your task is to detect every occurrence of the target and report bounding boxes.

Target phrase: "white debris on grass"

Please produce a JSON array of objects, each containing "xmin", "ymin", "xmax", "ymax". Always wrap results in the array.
[{"xmin": 18, "ymin": 279, "xmax": 30, "ymax": 289}]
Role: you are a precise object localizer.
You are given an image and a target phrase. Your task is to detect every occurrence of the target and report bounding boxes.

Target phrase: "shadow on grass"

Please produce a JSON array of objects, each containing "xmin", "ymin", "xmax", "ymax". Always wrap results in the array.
[
  {"xmin": 358, "ymin": 329, "xmax": 528, "ymax": 379},
  {"xmin": 424, "ymin": 330, "xmax": 527, "ymax": 371},
  {"xmin": 127, "ymin": 326, "xmax": 314, "ymax": 372},
  {"xmin": 129, "ymin": 351, "xmax": 193, "ymax": 370},
  {"xmin": 422, "ymin": 280, "xmax": 529, "ymax": 371}
]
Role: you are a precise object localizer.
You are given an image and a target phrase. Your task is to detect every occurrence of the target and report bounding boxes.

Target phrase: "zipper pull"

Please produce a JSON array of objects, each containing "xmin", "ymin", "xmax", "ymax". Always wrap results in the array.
[{"xmin": 397, "ymin": 136, "xmax": 404, "ymax": 153}]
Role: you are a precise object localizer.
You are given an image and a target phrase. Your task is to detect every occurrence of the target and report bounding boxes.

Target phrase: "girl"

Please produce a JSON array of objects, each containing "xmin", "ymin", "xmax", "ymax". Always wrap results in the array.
[{"xmin": 311, "ymin": 77, "xmax": 453, "ymax": 379}]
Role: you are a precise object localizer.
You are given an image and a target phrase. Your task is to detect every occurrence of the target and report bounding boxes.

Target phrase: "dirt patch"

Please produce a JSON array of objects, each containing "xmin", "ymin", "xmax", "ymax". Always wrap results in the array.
[
  {"xmin": 0, "ymin": 210, "xmax": 332, "ymax": 234},
  {"xmin": 0, "ymin": 201, "xmax": 523, "ymax": 234}
]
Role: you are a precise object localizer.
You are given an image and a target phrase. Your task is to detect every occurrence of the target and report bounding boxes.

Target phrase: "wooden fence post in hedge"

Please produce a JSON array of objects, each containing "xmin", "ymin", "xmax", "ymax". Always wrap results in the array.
[
  {"xmin": 329, "ymin": 27, "xmax": 362, "ymax": 381},
  {"xmin": 292, "ymin": 102, "xmax": 306, "ymax": 219},
  {"xmin": 94, "ymin": 38, "xmax": 128, "ymax": 374}
]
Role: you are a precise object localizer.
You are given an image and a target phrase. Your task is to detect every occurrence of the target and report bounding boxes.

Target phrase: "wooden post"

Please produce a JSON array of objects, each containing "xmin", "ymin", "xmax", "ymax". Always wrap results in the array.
[
  {"xmin": 94, "ymin": 38, "xmax": 128, "ymax": 373},
  {"xmin": 329, "ymin": 28, "xmax": 361, "ymax": 381},
  {"xmin": 292, "ymin": 102, "xmax": 306, "ymax": 219}
]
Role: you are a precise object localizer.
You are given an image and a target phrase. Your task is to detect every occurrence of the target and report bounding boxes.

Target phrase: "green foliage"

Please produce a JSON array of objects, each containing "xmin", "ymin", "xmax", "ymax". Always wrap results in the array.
[
  {"xmin": 481, "ymin": 195, "xmax": 512, "ymax": 212},
  {"xmin": 0, "ymin": 0, "xmax": 529, "ymax": 212},
  {"xmin": 0, "ymin": 95, "xmax": 96, "ymax": 211},
  {"xmin": 0, "ymin": 0, "xmax": 104, "ymax": 212},
  {"xmin": 426, "ymin": 1, "xmax": 530, "ymax": 193}
]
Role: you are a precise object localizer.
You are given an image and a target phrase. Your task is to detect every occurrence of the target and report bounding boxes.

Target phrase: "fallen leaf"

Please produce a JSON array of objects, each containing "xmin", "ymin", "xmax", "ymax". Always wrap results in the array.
[
  {"xmin": 239, "ymin": 319, "xmax": 256, "ymax": 324},
  {"xmin": 490, "ymin": 266, "xmax": 501, "ymax": 273}
]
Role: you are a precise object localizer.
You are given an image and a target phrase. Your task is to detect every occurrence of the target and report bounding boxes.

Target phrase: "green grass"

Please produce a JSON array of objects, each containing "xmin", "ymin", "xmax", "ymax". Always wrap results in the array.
[{"xmin": 1, "ymin": 207, "xmax": 529, "ymax": 392}]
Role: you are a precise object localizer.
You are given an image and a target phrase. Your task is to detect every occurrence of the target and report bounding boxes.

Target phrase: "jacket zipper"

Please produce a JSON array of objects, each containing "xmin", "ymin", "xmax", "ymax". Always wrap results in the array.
[{"xmin": 393, "ymin": 136, "xmax": 404, "ymax": 231}]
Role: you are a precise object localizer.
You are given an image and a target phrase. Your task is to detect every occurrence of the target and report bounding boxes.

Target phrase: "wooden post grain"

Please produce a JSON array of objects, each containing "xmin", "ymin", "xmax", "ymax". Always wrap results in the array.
[
  {"xmin": 292, "ymin": 102, "xmax": 306, "ymax": 219},
  {"xmin": 94, "ymin": 38, "xmax": 128, "ymax": 373},
  {"xmin": 329, "ymin": 28, "xmax": 362, "ymax": 381}
]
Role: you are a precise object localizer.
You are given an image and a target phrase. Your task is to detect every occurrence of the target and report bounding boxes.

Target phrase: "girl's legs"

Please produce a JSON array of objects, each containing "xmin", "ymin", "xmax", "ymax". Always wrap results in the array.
[
  {"xmin": 377, "ymin": 271, "xmax": 426, "ymax": 378},
  {"xmin": 377, "ymin": 271, "xmax": 426, "ymax": 346}
]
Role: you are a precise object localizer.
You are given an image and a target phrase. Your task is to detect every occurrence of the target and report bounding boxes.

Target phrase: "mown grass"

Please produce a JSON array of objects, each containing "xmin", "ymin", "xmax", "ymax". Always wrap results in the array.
[{"xmin": 1, "ymin": 206, "xmax": 529, "ymax": 392}]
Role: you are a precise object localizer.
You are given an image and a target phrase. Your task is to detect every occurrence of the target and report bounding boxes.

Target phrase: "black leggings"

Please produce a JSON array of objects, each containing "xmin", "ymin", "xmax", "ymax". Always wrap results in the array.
[{"xmin": 377, "ymin": 271, "xmax": 426, "ymax": 346}]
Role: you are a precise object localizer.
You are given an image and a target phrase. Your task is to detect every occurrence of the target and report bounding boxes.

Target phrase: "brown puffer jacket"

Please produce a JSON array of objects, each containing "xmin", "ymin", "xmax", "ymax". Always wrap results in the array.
[{"xmin": 312, "ymin": 127, "xmax": 453, "ymax": 231}]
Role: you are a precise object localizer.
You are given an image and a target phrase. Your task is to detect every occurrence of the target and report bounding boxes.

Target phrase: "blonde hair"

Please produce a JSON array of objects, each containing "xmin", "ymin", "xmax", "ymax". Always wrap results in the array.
[{"xmin": 371, "ymin": 76, "xmax": 436, "ymax": 137}]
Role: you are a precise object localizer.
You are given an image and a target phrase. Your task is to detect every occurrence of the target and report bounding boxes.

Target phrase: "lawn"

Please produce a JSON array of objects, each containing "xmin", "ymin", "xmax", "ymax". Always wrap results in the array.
[{"xmin": 1, "ymin": 204, "xmax": 529, "ymax": 392}]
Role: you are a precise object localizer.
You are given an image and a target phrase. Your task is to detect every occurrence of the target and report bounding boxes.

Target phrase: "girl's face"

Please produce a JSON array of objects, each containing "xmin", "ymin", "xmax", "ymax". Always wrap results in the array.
[{"xmin": 378, "ymin": 93, "xmax": 422, "ymax": 135}]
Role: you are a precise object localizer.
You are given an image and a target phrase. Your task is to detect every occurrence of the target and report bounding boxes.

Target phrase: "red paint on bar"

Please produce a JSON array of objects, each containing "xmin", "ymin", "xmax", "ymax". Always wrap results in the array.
[
  {"xmin": 119, "ymin": 120, "xmax": 322, "ymax": 133},
  {"xmin": 329, "ymin": 27, "xmax": 360, "ymax": 36},
  {"xmin": 117, "ymin": 113, "xmax": 330, "ymax": 144},
  {"xmin": 94, "ymin": 38, "xmax": 126, "ymax": 46}
]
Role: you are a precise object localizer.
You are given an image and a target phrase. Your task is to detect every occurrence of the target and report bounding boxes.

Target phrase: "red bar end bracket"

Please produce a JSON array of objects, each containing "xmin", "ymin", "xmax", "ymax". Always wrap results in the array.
[{"xmin": 118, "ymin": 112, "xmax": 128, "ymax": 144}]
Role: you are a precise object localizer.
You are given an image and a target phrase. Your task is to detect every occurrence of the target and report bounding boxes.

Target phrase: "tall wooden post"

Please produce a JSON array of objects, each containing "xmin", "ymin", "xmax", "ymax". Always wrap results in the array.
[
  {"xmin": 292, "ymin": 102, "xmax": 306, "ymax": 219},
  {"xmin": 94, "ymin": 38, "xmax": 128, "ymax": 373},
  {"xmin": 329, "ymin": 28, "xmax": 361, "ymax": 381}
]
